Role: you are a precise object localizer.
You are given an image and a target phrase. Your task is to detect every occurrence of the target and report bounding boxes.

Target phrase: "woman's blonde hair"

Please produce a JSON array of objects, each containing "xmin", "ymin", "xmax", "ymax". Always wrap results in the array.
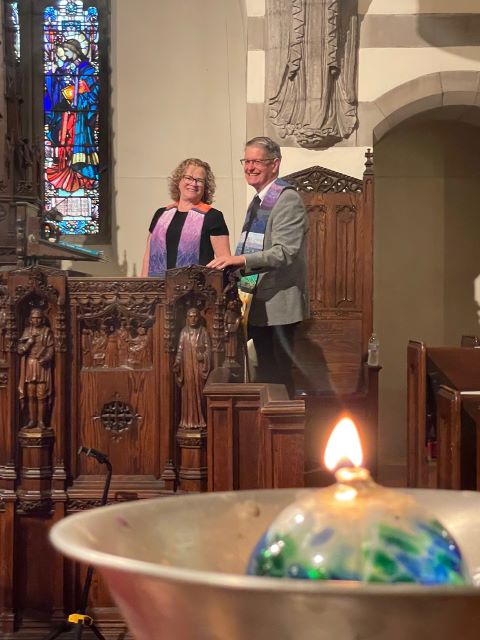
[{"xmin": 168, "ymin": 158, "xmax": 216, "ymax": 205}]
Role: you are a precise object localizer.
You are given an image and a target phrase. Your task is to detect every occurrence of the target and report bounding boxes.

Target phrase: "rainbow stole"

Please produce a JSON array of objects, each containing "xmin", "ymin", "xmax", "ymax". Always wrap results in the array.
[
  {"xmin": 235, "ymin": 179, "xmax": 291, "ymax": 294},
  {"xmin": 147, "ymin": 202, "xmax": 210, "ymax": 277}
]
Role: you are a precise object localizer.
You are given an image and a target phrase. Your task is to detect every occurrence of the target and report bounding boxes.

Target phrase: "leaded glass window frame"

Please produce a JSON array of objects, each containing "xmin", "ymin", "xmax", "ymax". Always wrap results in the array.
[{"xmin": 29, "ymin": 0, "xmax": 111, "ymax": 242}]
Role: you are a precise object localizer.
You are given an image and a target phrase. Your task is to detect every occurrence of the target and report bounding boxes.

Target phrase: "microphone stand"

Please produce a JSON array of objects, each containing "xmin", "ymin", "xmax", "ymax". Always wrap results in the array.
[{"xmin": 44, "ymin": 447, "xmax": 112, "ymax": 640}]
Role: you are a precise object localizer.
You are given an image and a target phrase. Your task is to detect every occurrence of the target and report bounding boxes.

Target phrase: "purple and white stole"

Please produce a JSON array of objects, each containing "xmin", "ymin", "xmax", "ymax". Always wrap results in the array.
[{"xmin": 147, "ymin": 202, "xmax": 210, "ymax": 277}]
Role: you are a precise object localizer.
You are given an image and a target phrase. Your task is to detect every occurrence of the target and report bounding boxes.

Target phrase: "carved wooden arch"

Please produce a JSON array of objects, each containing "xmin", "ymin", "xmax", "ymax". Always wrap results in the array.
[{"xmin": 281, "ymin": 155, "xmax": 374, "ymax": 396}]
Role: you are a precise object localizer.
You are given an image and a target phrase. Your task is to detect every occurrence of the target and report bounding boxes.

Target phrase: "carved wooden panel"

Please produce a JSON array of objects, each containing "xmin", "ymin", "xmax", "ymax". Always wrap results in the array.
[
  {"xmin": 0, "ymin": 265, "xmax": 239, "ymax": 636},
  {"xmin": 335, "ymin": 204, "xmax": 358, "ymax": 308},
  {"xmin": 407, "ymin": 341, "xmax": 480, "ymax": 490},
  {"xmin": 283, "ymin": 163, "xmax": 373, "ymax": 396},
  {"xmin": 307, "ymin": 204, "xmax": 327, "ymax": 305},
  {"xmin": 206, "ymin": 381, "xmax": 306, "ymax": 491}
]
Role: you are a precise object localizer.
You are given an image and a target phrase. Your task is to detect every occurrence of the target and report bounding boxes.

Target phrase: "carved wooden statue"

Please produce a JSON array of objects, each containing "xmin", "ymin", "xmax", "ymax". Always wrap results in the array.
[
  {"xmin": 0, "ymin": 307, "xmax": 6, "ymax": 357},
  {"xmin": 104, "ymin": 323, "xmax": 119, "ymax": 368},
  {"xmin": 224, "ymin": 299, "xmax": 241, "ymax": 365},
  {"xmin": 81, "ymin": 327, "xmax": 93, "ymax": 368},
  {"xmin": 17, "ymin": 307, "xmax": 54, "ymax": 430},
  {"xmin": 174, "ymin": 308, "xmax": 211, "ymax": 430},
  {"xmin": 91, "ymin": 327, "xmax": 107, "ymax": 367},
  {"xmin": 127, "ymin": 326, "xmax": 151, "ymax": 368},
  {"xmin": 117, "ymin": 320, "xmax": 131, "ymax": 366},
  {"xmin": 267, "ymin": 0, "xmax": 358, "ymax": 148}
]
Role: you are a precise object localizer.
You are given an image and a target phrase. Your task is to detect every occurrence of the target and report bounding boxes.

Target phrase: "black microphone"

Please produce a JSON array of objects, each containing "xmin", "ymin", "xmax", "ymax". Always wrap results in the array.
[{"xmin": 78, "ymin": 446, "xmax": 109, "ymax": 464}]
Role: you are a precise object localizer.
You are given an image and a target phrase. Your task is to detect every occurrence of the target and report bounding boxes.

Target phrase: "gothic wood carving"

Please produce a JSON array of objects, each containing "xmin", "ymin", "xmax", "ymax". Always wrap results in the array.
[
  {"xmin": 17, "ymin": 307, "xmax": 54, "ymax": 431},
  {"xmin": 283, "ymin": 156, "xmax": 374, "ymax": 396},
  {"xmin": 174, "ymin": 308, "xmax": 212, "ymax": 431},
  {"xmin": 280, "ymin": 165, "xmax": 362, "ymax": 194},
  {"xmin": 93, "ymin": 395, "xmax": 142, "ymax": 440}
]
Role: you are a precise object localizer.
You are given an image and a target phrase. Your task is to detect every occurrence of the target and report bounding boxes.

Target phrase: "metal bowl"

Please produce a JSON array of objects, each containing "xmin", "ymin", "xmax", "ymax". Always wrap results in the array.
[{"xmin": 50, "ymin": 489, "xmax": 480, "ymax": 640}]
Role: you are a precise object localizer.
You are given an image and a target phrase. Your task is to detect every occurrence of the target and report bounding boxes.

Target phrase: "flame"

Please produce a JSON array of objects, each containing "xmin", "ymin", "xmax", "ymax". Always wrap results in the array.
[{"xmin": 324, "ymin": 417, "xmax": 363, "ymax": 470}]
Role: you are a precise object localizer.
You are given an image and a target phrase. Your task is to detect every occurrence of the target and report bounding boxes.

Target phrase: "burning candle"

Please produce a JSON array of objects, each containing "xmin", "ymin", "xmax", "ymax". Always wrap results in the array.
[
  {"xmin": 247, "ymin": 417, "xmax": 469, "ymax": 584},
  {"xmin": 324, "ymin": 416, "xmax": 363, "ymax": 472}
]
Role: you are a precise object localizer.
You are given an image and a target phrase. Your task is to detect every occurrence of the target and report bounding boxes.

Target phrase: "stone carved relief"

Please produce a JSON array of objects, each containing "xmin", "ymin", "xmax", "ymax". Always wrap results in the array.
[
  {"xmin": 17, "ymin": 308, "xmax": 54, "ymax": 431},
  {"xmin": 174, "ymin": 308, "xmax": 211, "ymax": 430},
  {"xmin": 266, "ymin": 0, "xmax": 358, "ymax": 148}
]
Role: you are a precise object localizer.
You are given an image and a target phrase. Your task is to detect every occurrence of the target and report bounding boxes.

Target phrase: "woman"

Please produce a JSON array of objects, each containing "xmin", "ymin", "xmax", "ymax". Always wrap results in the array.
[{"xmin": 141, "ymin": 158, "xmax": 230, "ymax": 277}]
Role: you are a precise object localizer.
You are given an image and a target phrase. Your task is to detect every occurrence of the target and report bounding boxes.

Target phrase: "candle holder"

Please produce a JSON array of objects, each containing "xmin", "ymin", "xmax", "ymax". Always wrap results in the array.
[{"xmin": 50, "ymin": 487, "xmax": 480, "ymax": 640}]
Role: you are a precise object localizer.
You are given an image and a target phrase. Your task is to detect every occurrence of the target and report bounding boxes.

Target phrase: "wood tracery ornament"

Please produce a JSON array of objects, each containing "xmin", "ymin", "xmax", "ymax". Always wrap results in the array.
[
  {"xmin": 93, "ymin": 394, "xmax": 142, "ymax": 440},
  {"xmin": 284, "ymin": 165, "xmax": 362, "ymax": 194}
]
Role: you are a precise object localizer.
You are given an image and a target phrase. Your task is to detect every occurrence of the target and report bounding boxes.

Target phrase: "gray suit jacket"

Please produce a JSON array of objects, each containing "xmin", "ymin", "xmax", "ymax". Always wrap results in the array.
[{"xmin": 244, "ymin": 187, "xmax": 309, "ymax": 326}]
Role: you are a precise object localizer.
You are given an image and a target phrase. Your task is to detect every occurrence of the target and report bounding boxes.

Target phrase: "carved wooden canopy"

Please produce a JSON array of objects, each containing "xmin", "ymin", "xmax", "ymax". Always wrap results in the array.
[{"xmin": 282, "ymin": 165, "xmax": 363, "ymax": 194}]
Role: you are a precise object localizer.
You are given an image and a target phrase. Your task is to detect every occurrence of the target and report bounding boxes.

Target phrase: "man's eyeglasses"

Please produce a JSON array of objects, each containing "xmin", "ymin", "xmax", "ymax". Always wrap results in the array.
[
  {"xmin": 240, "ymin": 158, "xmax": 275, "ymax": 167},
  {"xmin": 182, "ymin": 174, "xmax": 206, "ymax": 186}
]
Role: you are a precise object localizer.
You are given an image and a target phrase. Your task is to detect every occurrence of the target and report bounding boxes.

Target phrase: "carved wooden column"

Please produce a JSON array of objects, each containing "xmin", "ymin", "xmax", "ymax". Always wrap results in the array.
[
  {"xmin": 0, "ymin": 266, "xmax": 68, "ymax": 634},
  {"xmin": 17, "ymin": 430, "xmax": 54, "ymax": 513},
  {"xmin": 165, "ymin": 266, "xmax": 229, "ymax": 492},
  {"xmin": 0, "ymin": 276, "xmax": 15, "ymax": 634}
]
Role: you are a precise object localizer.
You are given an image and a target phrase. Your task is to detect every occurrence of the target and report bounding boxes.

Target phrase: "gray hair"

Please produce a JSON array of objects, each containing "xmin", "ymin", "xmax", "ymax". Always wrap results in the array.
[{"xmin": 245, "ymin": 136, "xmax": 282, "ymax": 160}]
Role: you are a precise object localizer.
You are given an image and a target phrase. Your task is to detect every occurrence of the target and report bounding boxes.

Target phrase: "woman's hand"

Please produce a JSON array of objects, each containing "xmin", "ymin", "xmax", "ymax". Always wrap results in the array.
[{"xmin": 207, "ymin": 255, "xmax": 246, "ymax": 270}]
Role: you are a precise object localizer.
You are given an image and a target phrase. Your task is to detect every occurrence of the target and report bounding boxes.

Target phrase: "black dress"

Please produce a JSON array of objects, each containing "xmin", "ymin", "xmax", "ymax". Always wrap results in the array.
[{"xmin": 149, "ymin": 207, "xmax": 229, "ymax": 269}]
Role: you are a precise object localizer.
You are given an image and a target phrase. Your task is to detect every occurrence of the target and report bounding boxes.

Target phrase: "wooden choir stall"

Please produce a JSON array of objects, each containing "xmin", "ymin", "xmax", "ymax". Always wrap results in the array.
[
  {"xmin": 407, "ymin": 339, "xmax": 480, "ymax": 490},
  {"xmin": 0, "ymin": 156, "xmax": 378, "ymax": 637}
]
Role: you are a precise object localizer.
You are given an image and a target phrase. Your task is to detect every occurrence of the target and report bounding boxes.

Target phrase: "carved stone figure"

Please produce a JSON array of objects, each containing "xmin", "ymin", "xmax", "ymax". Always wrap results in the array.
[
  {"xmin": 267, "ymin": 0, "xmax": 358, "ymax": 148},
  {"xmin": 127, "ymin": 326, "xmax": 151, "ymax": 368},
  {"xmin": 17, "ymin": 308, "xmax": 54, "ymax": 430},
  {"xmin": 224, "ymin": 300, "xmax": 241, "ymax": 364},
  {"xmin": 173, "ymin": 308, "xmax": 211, "ymax": 429}
]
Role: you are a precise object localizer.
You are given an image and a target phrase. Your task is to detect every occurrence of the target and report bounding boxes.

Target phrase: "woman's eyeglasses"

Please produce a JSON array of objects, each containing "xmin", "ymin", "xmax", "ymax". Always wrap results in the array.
[{"xmin": 182, "ymin": 174, "xmax": 205, "ymax": 186}]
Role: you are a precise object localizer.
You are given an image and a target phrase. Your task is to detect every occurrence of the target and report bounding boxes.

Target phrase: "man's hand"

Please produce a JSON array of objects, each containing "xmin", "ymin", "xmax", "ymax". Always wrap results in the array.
[{"xmin": 207, "ymin": 255, "xmax": 246, "ymax": 270}]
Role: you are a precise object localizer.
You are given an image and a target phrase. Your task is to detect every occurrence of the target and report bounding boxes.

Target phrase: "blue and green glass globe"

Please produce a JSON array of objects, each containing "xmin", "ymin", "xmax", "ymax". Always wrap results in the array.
[{"xmin": 247, "ymin": 466, "xmax": 468, "ymax": 585}]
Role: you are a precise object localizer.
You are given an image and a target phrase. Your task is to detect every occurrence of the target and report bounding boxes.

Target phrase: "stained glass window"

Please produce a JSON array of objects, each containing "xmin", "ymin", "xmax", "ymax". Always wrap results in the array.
[{"xmin": 43, "ymin": 0, "xmax": 101, "ymax": 235}]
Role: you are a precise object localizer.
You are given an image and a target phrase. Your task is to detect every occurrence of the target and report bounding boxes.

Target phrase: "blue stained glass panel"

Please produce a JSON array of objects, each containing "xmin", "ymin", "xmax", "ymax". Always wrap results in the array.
[{"xmin": 43, "ymin": 0, "xmax": 100, "ymax": 235}]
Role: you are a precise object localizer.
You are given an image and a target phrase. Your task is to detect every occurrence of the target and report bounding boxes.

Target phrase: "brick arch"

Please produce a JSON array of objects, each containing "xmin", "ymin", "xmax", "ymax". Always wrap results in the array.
[{"xmin": 367, "ymin": 71, "xmax": 480, "ymax": 143}]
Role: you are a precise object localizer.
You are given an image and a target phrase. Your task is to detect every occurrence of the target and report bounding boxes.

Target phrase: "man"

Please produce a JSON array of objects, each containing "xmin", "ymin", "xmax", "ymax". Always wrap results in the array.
[{"xmin": 208, "ymin": 136, "xmax": 308, "ymax": 396}]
